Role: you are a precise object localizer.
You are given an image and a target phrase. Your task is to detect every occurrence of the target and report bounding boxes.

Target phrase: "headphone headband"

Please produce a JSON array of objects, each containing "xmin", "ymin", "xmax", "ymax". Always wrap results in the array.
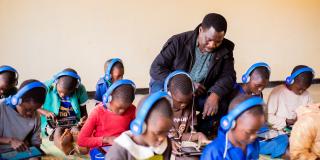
[
  {"xmin": 130, "ymin": 91, "xmax": 170, "ymax": 135},
  {"xmin": 286, "ymin": 67, "xmax": 314, "ymax": 85},
  {"xmin": 9, "ymin": 81, "xmax": 46, "ymax": 106},
  {"xmin": 55, "ymin": 71, "xmax": 81, "ymax": 81},
  {"xmin": 105, "ymin": 58, "xmax": 122, "ymax": 81},
  {"xmin": 0, "ymin": 65, "xmax": 19, "ymax": 80},
  {"xmin": 102, "ymin": 79, "xmax": 136, "ymax": 104},
  {"xmin": 164, "ymin": 70, "xmax": 194, "ymax": 92},
  {"xmin": 220, "ymin": 97, "xmax": 264, "ymax": 131},
  {"xmin": 242, "ymin": 62, "xmax": 270, "ymax": 83}
]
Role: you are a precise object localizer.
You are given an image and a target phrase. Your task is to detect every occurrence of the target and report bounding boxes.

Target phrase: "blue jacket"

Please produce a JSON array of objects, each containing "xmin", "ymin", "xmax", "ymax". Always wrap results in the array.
[
  {"xmin": 201, "ymin": 130, "xmax": 260, "ymax": 160},
  {"xmin": 95, "ymin": 77, "xmax": 111, "ymax": 102}
]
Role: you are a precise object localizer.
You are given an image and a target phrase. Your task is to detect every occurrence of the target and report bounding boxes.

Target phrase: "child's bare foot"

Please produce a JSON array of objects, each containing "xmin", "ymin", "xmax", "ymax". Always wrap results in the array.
[{"xmin": 54, "ymin": 128, "xmax": 74, "ymax": 155}]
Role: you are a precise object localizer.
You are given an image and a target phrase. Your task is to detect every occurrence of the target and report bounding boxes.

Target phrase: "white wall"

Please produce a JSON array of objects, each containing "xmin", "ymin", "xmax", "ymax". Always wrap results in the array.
[{"xmin": 0, "ymin": 0, "xmax": 319, "ymax": 90}]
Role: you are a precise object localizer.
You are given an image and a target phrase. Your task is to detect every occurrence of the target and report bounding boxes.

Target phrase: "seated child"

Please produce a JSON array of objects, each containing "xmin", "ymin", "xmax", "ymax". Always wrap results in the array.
[
  {"xmin": 231, "ymin": 62, "xmax": 270, "ymax": 98},
  {"xmin": 106, "ymin": 91, "xmax": 173, "ymax": 160},
  {"xmin": 201, "ymin": 95, "xmax": 265, "ymax": 160},
  {"xmin": 37, "ymin": 68, "xmax": 89, "ymax": 155},
  {"xmin": 164, "ymin": 71, "xmax": 208, "ymax": 157},
  {"xmin": 261, "ymin": 65, "xmax": 314, "ymax": 158},
  {"xmin": 77, "ymin": 79, "xmax": 136, "ymax": 158},
  {"xmin": 267, "ymin": 65, "xmax": 314, "ymax": 130},
  {"xmin": 0, "ymin": 65, "xmax": 19, "ymax": 98},
  {"xmin": 290, "ymin": 103, "xmax": 320, "ymax": 159},
  {"xmin": 0, "ymin": 79, "xmax": 46, "ymax": 154},
  {"xmin": 95, "ymin": 58, "xmax": 124, "ymax": 102}
]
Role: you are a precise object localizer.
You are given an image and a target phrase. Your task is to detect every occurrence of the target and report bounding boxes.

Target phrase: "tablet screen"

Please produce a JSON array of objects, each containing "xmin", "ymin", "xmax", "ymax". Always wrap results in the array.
[{"xmin": 0, "ymin": 146, "xmax": 43, "ymax": 160}]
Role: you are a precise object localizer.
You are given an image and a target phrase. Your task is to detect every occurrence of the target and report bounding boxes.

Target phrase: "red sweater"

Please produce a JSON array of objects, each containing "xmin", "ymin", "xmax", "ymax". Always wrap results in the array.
[{"xmin": 77, "ymin": 103, "xmax": 136, "ymax": 148}]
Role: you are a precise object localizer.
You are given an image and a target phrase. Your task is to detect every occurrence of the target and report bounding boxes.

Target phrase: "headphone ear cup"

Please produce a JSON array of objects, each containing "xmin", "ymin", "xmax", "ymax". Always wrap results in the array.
[
  {"xmin": 286, "ymin": 76, "xmax": 292, "ymax": 85},
  {"xmin": 108, "ymin": 95, "xmax": 112, "ymax": 103},
  {"xmin": 242, "ymin": 74, "xmax": 247, "ymax": 83},
  {"xmin": 141, "ymin": 122, "xmax": 147, "ymax": 134},
  {"xmin": 231, "ymin": 121, "xmax": 236, "ymax": 129}
]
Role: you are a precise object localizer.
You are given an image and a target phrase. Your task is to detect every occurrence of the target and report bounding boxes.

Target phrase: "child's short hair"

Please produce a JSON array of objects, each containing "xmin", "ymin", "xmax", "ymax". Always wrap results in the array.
[
  {"xmin": 20, "ymin": 79, "xmax": 46, "ymax": 104},
  {"xmin": 291, "ymin": 65, "xmax": 314, "ymax": 86},
  {"xmin": 228, "ymin": 95, "xmax": 264, "ymax": 118},
  {"xmin": 57, "ymin": 68, "xmax": 79, "ymax": 89},
  {"xmin": 104, "ymin": 59, "xmax": 124, "ymax": 73},
  {"xmin": 168, "ymin": 74, "xmax": 193, "ymax": 95},
  {"xmin": 0, "ymin": 65, "xmax": 17, "ymax": 83},
  {"xmin": 250, "ymin": 66, "xmax": 270, "ymax": 80},
  {"xmin": 111, "ymin": 84, "xmax": 135, "ymax": 104},
  {"xmin": 137, "ymin": 96, "xmax": 173, "ymax": 124}
]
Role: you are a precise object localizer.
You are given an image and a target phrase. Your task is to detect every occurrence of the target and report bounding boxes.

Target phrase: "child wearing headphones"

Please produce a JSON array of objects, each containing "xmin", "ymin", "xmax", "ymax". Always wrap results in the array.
[
  {"xmin": 95, "ymin": 58, "xmax": 124, "ymax": 102},
  {"xmin": 0, "ymin": 79, "xmax": 46, "ymax": 153},
  {"xmin": 164, "ymin": 71, "xmax": 208, "ymax": 158},
  {"xmin": 37, "ymin": 68, "xmax": 89, "ymax": 155},
  {"xmin": 201, "ymin": 95, "xmax": 265, "ymax": 160},
  {"xmin": 267, "ymin": 65, "xmax": 314, "ymax": 131},
  {"xmin": 77, "ymin": 79, "xmax": 136, "ymax": 158},
  {"xmin": 260, "ymin": 65, "xmax": 315, "ymax": 158},
  {"xmin": 230, "ymin": 62, "xmax": 270, "ymax": 99},
  {"xmin": 106, "ymin": 92, "xmax": 173, "ymax": 160},
  {"xmin": 0, "ymin": 65, "xmax": 19, "ymax": 99}
]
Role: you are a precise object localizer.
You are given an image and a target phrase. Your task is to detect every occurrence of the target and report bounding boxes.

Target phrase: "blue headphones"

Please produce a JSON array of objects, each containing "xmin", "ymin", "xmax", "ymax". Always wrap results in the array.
[
  {"xmin": 105, "ymin": 58, "xmax": 122, "ymax": 81},
  {"xmin": 220, "ymin": 97, "xmax": 264, "ymax": 131},
  {"xmin": 6, "ymin": 81, "xmax": 46, "ymax": 107},
  {"xmin": 102, "ymin": 79, "xmax": 136, "ymax": 105},
  {"xmin": 130, "ymin": 91, "xmax": 170, "ymax": 135},
  {"xmin": 285, "ymin": 67, "xmax": 314, "ymax": 85},
  {"xmin": 164, "ymin": 70, "xmax": 194, "ymax": 93},
  {"xmin": 0, "ymin": 65, "xmax": 19, "ymax": 84},
  {"xmin": 242, "ymin": 62, "xmax": 271, "ymax": 83},
  {"xmin": 54, "ymin": 70, "xmax": 81, "ymax": 88}
]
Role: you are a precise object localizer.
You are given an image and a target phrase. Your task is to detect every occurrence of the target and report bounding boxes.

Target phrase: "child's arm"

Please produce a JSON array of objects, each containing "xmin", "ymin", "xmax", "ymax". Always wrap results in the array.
[
  {"xmin": 0, "ymin": 137, "xmax": 28, "ymax": 152},
  {"xmin": 77, "ymin": 108, "xmax": 107, "ymax": 148},
  {"xmin": 181, "ymin": 132, "xmax": 208, "ymax": 143},
  {"xmin": 37, "ymin": 108, "xmax": 56, "ymax": 120},
  {"xmin": 267, "ymin": 91, "xmax": 287, "ymax": 130}
]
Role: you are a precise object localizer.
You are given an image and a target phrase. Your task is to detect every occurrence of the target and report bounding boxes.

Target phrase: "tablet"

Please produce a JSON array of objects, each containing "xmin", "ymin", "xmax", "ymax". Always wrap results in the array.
[{"xmin": 0, "ymin": 146, "xmax": 44, "ymax": 160}]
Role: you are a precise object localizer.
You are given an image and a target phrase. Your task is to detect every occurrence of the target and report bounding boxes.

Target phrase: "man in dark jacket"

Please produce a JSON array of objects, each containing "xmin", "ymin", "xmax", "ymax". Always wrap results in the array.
[{"xmin": 149, "ymin": 13, "xmax": 236, "ymax": 136}]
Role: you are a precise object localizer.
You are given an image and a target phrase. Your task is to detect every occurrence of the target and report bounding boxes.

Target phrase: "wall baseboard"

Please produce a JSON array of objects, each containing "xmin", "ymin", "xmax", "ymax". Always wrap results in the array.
[{"xmin": 87, "ymin": 78, "xmax": 320, "ymax": 99}]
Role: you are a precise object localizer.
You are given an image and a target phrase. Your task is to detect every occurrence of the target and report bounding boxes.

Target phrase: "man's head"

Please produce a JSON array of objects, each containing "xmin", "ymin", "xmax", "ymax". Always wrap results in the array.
[
  {"xmin": 56, "ymin": 68, "xmax": 79, "ymax": 98},
  {"xmin": 0, "ymin": 65, "xmax": 18, "ymax": 97},
  {"xmin": 198, "ymin": 13, "xmax": 227, "ymax": 53},
  {"xmin": 246, "ymin": 66, "xmax": 270, "ymax": 96},
  {"xmin": 168, "ymin": 74, "xmax": 193, "ymax": 110},
  {"xmin": 136, "ymin": 96, "xmax": 173, "ymax": 148},
  {"xmin": 17, "ymin": 79, "xmax": 47, "ymax": 118},
  {"xmin": 108, "ymin": 84, "xmax": 135, "ymax": 115},
  {"xmin": 228, "ymin": 95, "xmax": 265, "ymax": 146},
  {"xmin": 287, "ymin": 65, "xmax": 314, "ymax": 95},
  {"xmin": 104, "ymin": 59, "xmax": 124, "ymax": 83}
]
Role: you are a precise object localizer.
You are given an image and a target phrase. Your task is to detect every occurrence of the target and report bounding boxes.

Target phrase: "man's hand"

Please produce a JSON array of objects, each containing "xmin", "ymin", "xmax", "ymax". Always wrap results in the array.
[
  {"xmin": 202, "ymin": 92, "xmax": 220, "ymax": 119},
  {"xmin": 9, "ymin": 138, "xmax": 28, "ymax": 152},
  {"xmin": 193, "ymin": 82, "xmax": 206, "ymax": 97}
]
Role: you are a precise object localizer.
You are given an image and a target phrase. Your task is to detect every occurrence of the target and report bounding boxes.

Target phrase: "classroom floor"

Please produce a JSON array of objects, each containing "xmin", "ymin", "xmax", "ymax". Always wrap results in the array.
[{"xmin": 41, "ymin": 84, "xmax": 320, "ymax": 159}]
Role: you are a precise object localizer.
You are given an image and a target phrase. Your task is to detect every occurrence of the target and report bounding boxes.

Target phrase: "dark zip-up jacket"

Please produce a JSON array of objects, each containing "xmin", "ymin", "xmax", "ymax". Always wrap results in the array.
[{"xmin": 150, "ymin": 25, "xmax": 236, "ymax": 98}]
